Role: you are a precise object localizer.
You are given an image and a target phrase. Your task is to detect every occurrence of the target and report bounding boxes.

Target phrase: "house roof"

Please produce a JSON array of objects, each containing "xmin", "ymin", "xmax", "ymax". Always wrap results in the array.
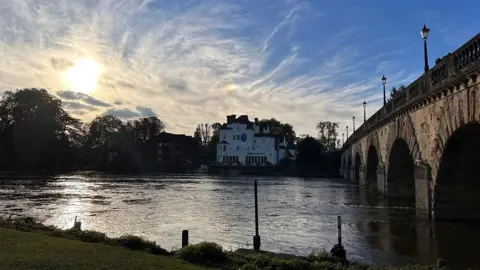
[
  {"xmin": 218, "ymin": 140, "xmax": 229, "ymax": 144},
  {"xmin": 154, "ymin": 132, "xmax": 195, "ymax": 143}
]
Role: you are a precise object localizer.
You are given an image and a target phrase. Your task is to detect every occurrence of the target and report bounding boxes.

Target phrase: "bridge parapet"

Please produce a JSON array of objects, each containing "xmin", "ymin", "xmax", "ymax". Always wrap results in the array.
[{"xmin": 344, "ymin": 33, "xmax": 480, "ymax": 148}]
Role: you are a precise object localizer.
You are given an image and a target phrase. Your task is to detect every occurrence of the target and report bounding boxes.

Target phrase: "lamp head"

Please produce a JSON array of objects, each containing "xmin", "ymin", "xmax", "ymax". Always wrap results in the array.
[{"xmin": 420, "ymin": 24, "xmax": 430, "ymax": 40}]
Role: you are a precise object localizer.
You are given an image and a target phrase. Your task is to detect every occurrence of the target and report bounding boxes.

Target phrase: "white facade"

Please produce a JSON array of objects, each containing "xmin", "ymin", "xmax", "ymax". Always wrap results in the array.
[{"xmin": 216, "ymin": 115, "xmax": 295, "ymax": 166}]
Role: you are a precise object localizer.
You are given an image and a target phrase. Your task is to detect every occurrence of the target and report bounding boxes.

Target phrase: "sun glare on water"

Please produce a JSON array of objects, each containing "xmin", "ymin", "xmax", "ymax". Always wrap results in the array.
[{"xmin": 62, "ymin": 58, "xmax": 102, "ymax": 94}]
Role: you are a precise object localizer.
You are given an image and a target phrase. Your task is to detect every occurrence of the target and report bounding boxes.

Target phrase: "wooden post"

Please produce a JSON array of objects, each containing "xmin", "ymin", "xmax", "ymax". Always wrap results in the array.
[
  {"xmin": 253, "ymin": 180, "xmax": 261, "ymax": 251},
  {"xmin": 337, "ymin": 215, "xmax": 342, "ymax": 245},
  {"xmin": 182, "ymin": 230, "xmax": 189, "ymax": 248}
]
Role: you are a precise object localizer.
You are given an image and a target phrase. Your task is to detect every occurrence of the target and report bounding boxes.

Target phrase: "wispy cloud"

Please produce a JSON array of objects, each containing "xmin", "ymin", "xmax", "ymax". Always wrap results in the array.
[{"xmin": 0, "ymin": 0, "xmax": 429, "ymax": 136}]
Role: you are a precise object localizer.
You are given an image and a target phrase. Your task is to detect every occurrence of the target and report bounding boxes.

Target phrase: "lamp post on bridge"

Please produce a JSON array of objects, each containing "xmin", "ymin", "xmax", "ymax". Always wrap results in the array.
[
  {"xmin": 421, "ymin": 24, "xmax": 430, "ymax": 73},
  {"xmin": 342, "ymin": 133, "xmax": 344, "ymax": 145},
  {"xmin": 363, "ymin": 101, "xmax": 367, "ymax": 122},
  {"xmin": 352, "ymin": 116, "xmax": 356, "ymax": 132},
  {"xmin": 381, "ymin": 75, "xmax": 387, "ymax": 105},
  {"xmin": 346, "ymin": 126, "xmax": 349, "ymax": 138}
]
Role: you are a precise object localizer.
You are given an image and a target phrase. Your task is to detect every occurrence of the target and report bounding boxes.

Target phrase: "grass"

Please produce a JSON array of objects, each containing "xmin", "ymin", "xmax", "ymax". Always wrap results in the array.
[
  {"xmin": 0, "ymin": 228, "xmax": 206, "ymax": 270},
  {"xmin": 0, "ymin": 216, "xmax": 443, "ymax": 270}
]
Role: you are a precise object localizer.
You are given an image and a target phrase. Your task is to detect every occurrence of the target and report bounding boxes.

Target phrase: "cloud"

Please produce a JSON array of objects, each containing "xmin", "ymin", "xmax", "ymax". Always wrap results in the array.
[
  {"xmin": 57, "ymin": 90, "xmax": 111, "ymax": 107},
  {"xmin": 0, "ymin": 0, "xmax": 426, "ymax": 136},
  {"xmin": 105, "ymin": 108, "xmax": 140, "ymax": 119},
  {"xmin": 105, "ymin": 106, "xmax": 157, "ymax": 119},
  {"xmin": 62, "ymin": 101, "xmax": 99, "ymax": 111},
  {"xmin": 136, "ymin": 106, "xmax": 157, "ymax": 117}
]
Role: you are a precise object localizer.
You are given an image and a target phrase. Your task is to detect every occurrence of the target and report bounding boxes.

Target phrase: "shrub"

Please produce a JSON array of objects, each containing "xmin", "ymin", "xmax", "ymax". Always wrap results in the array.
[
  {"xmin": 177, "ymin": 242, "xmax": 227, "ymax": 264},
  {"xmin": 13, "ymin": 216, "xmax": 37, "ymax": 231},
  {"xmin": 116, "ymin": 235, "xmax": 169, "ymax": 255},
  {"xmin": 70, "ymin": 230, "xmax": 107, "ymax": 243}
]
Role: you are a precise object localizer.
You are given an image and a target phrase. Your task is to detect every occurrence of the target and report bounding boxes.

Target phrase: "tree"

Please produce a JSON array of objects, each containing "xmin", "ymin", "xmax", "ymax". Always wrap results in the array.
[
  {"xmin": 128, "ymin": 116, "xmax": 165, "ymax": 143},
  {"xmin": 0, "ymin": 88, "xmax": 80, "ymax": 171},
  {"xmin": 296, "ymin": 135, "xmax": 324, "ymax": 173},
  {"xmin": 259, "ymin": 118, "xmax": 296, "ymax": 142},
  {"xmin": 316, "ymin": 121, "xmax": 339, "ymax": 152},
  {"xmin": 193, "ymin": 122, "xmax": 222, "ymax": 162},
  {"xmin": 87, "ymin": 114, "xmax": 124, "ymax": 148},
  {"xmin": 210, "ymin": 122, "xmax": 222, "ymax": 143},
  {"xmin": 194, "ymin": 123, "xmax": 212, "ymax": 147}
]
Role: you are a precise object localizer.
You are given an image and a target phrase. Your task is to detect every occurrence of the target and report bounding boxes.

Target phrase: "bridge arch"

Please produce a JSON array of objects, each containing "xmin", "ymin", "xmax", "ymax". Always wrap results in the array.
[
  {"xmin": 366, "ymin": 145, "xmax": 379, "ymax": 187},
  {"xmin": 387, "ymin": 138, "xmax": 416, "ymax": 207},
  {"xmin": 435, "ymin": 122, "xmax": 480, "ymax": 221}
]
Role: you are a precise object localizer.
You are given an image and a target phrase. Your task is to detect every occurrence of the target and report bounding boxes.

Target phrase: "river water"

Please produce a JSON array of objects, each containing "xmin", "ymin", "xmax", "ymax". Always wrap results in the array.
[{"xmin": 0, "ymin": 174, "xmax": 478, "ymax": 268}]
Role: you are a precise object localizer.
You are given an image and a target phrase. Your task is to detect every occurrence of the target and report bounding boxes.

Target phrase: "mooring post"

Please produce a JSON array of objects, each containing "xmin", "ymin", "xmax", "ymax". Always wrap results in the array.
[
  {"xmin": 337, "ymin": 215, "xmax": 342, "ymax": 245},
  {"xmin": 182, "ymin": 230, "xmax": 189, "ymax": 248},
  {"xmin": 253, "ymin": 180, "xmax": 261, "ymax": 251},
  {"xmin": 330, "ymin": 215, "xmax": 346, "ymax": 260}
]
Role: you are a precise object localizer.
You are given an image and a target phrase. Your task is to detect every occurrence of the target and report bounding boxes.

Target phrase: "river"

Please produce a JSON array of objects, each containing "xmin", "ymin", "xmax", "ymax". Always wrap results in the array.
[{"xmin": 0, "ymin": 174, "xmax": 478, "ymax": 268}]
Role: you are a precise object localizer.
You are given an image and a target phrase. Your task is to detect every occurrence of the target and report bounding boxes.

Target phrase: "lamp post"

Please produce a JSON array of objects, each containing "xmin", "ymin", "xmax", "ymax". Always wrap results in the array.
[
  {"xmin": 342, "ymin": 133, "xmax": 344, "ymax": 144},
  {"xmin": 352, "ymin": 116, "xmax": 356, "ymax": 132},
  {"xmin": 381, "ymin": 75, "xmax": 387, "ymax": 105},
  {"xmin": 363, "ymin": 101, "xmax": 367, "ymax": 122},
  {"xmin": 346, "ymin": 126, "xmax": 349, "ymax": 138},
  {"xmin": 420, "ymin": 24, "xmax": 430, "ymax": 73}
]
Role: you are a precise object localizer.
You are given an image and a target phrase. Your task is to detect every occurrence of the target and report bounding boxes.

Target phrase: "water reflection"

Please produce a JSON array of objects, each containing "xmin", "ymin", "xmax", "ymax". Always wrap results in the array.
[{"xmin": 0, "ymin": 174, "xmax": 479, "ymax": 268}]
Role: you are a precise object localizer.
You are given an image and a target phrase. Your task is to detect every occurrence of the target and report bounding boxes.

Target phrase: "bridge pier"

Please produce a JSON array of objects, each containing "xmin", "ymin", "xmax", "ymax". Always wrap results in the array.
[
  {"xmin": 415, "ymin": 162, "xmax": 433, "ymax": 219},
  {"xmin": 340, "ymin": 166, "xmax": 346, "ymax": 179},
  {"xmin": 376, "ymin": 164, "xmax": 387, "ymax": 195},
  {"xmin": 342, "ymin": 166, "xmax": 349, "ymax": 180},
  {"xmin": 358, "ymin": 165, "xmax": 365, "ymax": 185}
]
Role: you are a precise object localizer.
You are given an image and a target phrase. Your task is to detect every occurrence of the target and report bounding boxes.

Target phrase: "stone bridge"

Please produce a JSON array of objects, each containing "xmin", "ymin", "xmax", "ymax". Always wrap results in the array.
[{"xmin": 340, "ymin": 33, "xmax": 480, "ymax": 221}]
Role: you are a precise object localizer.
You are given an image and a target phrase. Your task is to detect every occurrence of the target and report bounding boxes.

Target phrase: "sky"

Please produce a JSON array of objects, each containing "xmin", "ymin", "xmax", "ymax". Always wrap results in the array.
[{"xmin": 0, "ymin": 0, "xmax": 479, "ymax": 138}]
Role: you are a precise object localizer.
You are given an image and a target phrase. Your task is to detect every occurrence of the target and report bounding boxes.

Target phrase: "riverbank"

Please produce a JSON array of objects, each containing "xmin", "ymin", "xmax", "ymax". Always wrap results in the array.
[{"xmin": 0, "ymin": 216, "xmax": 440, "ymax": 270}]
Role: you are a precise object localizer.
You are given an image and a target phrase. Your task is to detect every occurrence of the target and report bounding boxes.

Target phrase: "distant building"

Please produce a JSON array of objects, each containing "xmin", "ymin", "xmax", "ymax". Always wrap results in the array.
[
  {"xmin": 216, "ymin": 115, "xmax": 296, "ymax": 166},
  {"xmin": 154, "ymin": 132, "xmax": 200, "ymax": 171}
]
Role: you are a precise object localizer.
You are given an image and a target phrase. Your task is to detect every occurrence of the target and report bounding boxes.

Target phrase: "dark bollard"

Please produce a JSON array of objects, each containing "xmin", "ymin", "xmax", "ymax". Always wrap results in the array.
[
  {"xmin": 330, "ymin": 243, "xmax": 346, "ymax": 260},
  {"xmin": 182, "ymin": 230, "xmax": 189, "ymax": 248},
  {"xmin": 253, "ymin": 180, "xmax": 261, "ymax": 251},
  {"xmin": 330, "ymin": 215, "xmax": 346, "ymax": 260}
]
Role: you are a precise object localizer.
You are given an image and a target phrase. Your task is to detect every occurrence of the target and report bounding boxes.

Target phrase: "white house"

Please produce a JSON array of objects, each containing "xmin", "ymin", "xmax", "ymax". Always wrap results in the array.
[{"xmin": 216, "ymin": 115, "xmax": 296, "ymax": 166}]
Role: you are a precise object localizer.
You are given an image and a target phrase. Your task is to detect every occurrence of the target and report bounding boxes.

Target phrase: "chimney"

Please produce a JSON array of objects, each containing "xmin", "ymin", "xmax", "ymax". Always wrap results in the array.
[
  {"xmin": 226, "ymin": 114, "xmax": 236, "ymax": 124},
  {"xmin": 254, "ymin": 118, "xmax": 258, "ymax": 125}
]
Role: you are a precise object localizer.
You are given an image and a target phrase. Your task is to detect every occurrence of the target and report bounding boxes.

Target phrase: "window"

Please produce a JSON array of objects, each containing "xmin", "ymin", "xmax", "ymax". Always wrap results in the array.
[
  {"xmin": 233, "ymin": 135, "xmax": 235, "ymax": 140},
  {"xmin": 223, "ymin": 145, "xmax": 226, "ymax": 151},
  {"xmin": 223, "ymin": 135, "xmax": 226, "ymax": 140}
]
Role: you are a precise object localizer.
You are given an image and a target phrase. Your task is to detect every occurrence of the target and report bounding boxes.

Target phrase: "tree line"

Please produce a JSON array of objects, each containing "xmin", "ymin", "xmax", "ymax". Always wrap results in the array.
[
  {"xmin": 0, "ymin": 88, "xmax": 167, "ymax": 173},
  {"xmin": 0, "ymin": 88, "xmax": 343, "ymax": 174}
]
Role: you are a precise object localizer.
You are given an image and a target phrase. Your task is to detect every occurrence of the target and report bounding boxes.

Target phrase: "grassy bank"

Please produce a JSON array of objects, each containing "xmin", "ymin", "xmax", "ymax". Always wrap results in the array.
[
  {"xmin": 0, "ymin": 216, "xmax": 440, "ymax": 270},
  {"xmin": 0, "ymin": 228, "xmax": 204, "ymax": 270}
]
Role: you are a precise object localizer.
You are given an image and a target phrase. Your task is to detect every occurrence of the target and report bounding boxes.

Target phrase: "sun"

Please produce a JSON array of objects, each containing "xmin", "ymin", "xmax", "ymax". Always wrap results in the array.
[{"xmin": 62, "ymin": 58, "xmax": 102, "ymax": 94}]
